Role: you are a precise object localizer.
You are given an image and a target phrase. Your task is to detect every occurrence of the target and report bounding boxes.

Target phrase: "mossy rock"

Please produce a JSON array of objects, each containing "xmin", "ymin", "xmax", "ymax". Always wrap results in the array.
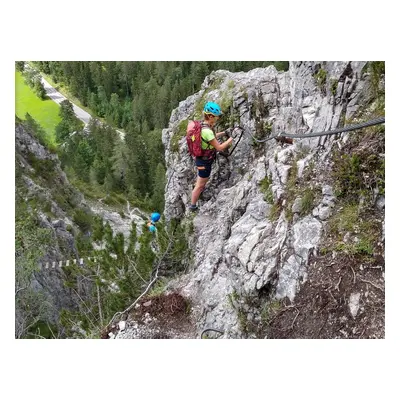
[{"xmin": 170, "ymin": 119, "xmax": 189, "ymax": 153}]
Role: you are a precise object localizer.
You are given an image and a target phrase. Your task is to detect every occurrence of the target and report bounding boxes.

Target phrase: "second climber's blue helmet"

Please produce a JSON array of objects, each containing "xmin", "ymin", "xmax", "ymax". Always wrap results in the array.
[
  {"xmin": 151, "ymin": 212, "xmax": 161, "ymax": 223},
  {"xmin": 203, "ymin": 101, "xmax": 222, "ymax": 116}
]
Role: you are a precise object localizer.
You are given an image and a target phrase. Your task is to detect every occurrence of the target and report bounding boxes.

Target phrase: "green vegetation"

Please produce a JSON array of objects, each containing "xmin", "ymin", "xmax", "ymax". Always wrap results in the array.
[
  {"xmin": 300, "ymin": 188, "xmax": 315, "ymax": 216},
  {"xmin": 228, "ymin": 290, "xmax": 279, "ymax": 338},
  {"xmin": 283, "ymin": 159, "xmax": 298, "ymax": 219},
  {"xmin": 57, "ymin": 215, "xmax": 191, "ymax": 337},
  {"xmin": 219, "ymin": 90, "xmax": 234, "ymax": 112},
  {"xmin": 263, "ymin": 121, "xmax": 273, "ymax": 134},
  {"xmin": 260, "ymin": 299, "xmax": 282, "ymax": 325},
  {"xmin": 259, "ymin": 175, "xmax": 274, "ymax": 204},
  {"xmin": 15, "ymin": 71, "xmax": 61, "ymax": 145},
  {"xmin": 17, "ymin": 61, "xmax": 297, "ymax": 338},
  {"xmin": 327, "ymin": 202, "xmax": 379, "ymax": 259},
  {"xmin": 19, "ymin": 64, "xmax": 47, "ymax": 99},
  {"xmin": 333, "ymin": 154, "xmax": 362, "ymax": 198},
  {"xmin": 250, "ymin": 91, "xmax": 270, "ymax": 139},
  {"xmin": 322, "ymin": 82, "xmax": 385, "ymax": 262},
  {"xmin": 227, "ymin": 290, "xmax": 249, "ymax": 333},
  {"xmin": 314, "ymin": 68, "xmax": 327, "ymax": 93},
  {"xmin": 330, "ymin": 78, "xmax": 338, "ymax": 97},
  {"xmin": 55, "ymin": 99, "xmax": 84, "ymax": 144},
  {"xmin": 259, "ymin": 158, "xmax": 317, "ymax": 223},
  {"xmin": 18, "ymin": 61, "xmax": 288, "ymax": 211},
  {"xmin": 56, "ymin": 114, "xmax": 165, "ymax": 212},
  {"xmin": 170, "ymin": 119, "xmax": 188, "ymax": 153},
  {"xmin": 31, "ymin": 61, "xmax": 288, "ymax": 133},
  {"xmin": 332, "ymin": 132, "xmax": 385, "ymax": 200},
  {"xmin": 333, "ymin": 238, "xmax": 374, "ymax": 258},
  {"xmin": 279, "ymin": 157, "xmax": 319, "ymax": 223},
  {"xmin": 26, "ymin": 153, "xmax": 57, "ymax": 182},
  {"xmin": 26, "ymin": 321, "xmax": 59, "ymax": 339},
  {"xmin": 363, "ymin": 61, "xmax": 385, "ymax": 98},
  {"xmin": 72, "ymin": 209, "xmax": 93, "ymax": 234},
  {"xmin": 23, "ymin": 113, "xmax": 57, "ymax": 152},
  {"xmin": 295, "ymin": 144, "xmax": 311, "ymax": 161},
  {"xmin": 148, "ymin": 278, "xmax": 168, "ymax": 297},
  {"xmin": 285, "ymin": 207, "xmax": 294, "ymax": 222},
  {"xmin": 28, "ymin": 62, "xmax": 97, "ymax": 123},
  {"xmin": 329, "ymin": 204, "xmax": 358, "ymax": 234},
  {"xmin": 227, "ymin": 290, "xmax": 240, "ymax": 309},
  {"xmin": 269, "ymin": 203, "xmax": 281, "ymax": 221},
  {"xmin": 15, "ymin": 193, "xmax": 54, "ymax": 338}
]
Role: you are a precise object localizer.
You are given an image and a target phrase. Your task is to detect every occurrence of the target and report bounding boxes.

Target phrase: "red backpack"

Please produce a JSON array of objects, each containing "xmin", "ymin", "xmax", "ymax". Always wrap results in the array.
[{"xmin": 186, "ymin": 121, "xmax": 215, "ymax": 159}]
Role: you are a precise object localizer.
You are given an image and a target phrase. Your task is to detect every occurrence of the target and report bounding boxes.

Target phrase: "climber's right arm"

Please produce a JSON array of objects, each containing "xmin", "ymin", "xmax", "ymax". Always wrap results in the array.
[{"xmin": 209, "ymin": 137, "xmax": 233, "ymax": 152}]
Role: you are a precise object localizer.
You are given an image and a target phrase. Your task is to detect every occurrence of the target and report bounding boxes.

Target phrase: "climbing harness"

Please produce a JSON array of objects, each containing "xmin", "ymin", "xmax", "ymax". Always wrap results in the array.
[{"xmin": 200, "ymin": 328, "xmax": 224, "ymax": 339}]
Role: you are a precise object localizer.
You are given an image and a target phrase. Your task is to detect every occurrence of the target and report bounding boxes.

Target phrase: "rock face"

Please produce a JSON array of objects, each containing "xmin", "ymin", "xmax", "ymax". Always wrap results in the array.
[
  {"xmin": 88, "ymin": 200, "xmax": 147, "ymax": 252},
  {"xmin": 161, "ymin": 61, "xmax": 382, "ymax": 338},
  {"xmin": 16, "ymin": 122, "xmax": 149, "ymax": 337},
  {"xmin": 15, "ymin": 123, "xmax": 90, "ymax": 330}
]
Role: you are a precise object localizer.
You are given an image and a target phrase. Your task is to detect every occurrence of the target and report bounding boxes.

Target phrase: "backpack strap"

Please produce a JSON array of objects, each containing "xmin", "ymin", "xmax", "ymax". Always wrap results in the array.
[{"xmin": 200, "ymin": 122, "xmax": 215, "ymax": 149}]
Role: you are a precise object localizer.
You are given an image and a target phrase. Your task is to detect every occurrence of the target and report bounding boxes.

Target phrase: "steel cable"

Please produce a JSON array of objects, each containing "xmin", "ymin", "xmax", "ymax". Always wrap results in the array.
[{"xmin": 246, "ymin": 116, "xmax": 385, "ymax": 143}]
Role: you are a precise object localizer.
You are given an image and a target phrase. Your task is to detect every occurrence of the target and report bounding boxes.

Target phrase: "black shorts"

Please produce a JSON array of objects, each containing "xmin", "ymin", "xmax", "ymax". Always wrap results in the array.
[{"xmin": 195, "ymin": 157, "xmax": 213, "ymax": 178}]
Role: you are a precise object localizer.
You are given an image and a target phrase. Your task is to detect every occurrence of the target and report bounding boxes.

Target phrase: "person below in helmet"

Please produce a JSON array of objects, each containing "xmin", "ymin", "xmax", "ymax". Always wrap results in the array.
[
  {"xmin": 150, "ymin": 212, "xmax": 161, "ymax": 223},
  {"xmin": 189, "ymin": 102, "xmax": 233, "ymax": 212},
  {"xmin": 147, "ymin": 221, "xmax": 157, "ymax": 233}
]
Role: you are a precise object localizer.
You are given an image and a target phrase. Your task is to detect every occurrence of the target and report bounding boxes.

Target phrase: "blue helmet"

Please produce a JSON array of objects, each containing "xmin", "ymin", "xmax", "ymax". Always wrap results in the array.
[
  {"xmin": 151, "ymin": 212, "xmax": 161, "ymax": 223},
  {"xmin": 203, "ymin": 101, "xmax": 222, "ymax": 116}
]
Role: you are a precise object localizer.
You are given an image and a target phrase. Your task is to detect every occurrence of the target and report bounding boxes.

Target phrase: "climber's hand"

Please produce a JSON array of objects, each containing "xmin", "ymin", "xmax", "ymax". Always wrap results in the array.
[{"xmin": 224, "ymin": 127, "xmax": 233, "ymax": 137}]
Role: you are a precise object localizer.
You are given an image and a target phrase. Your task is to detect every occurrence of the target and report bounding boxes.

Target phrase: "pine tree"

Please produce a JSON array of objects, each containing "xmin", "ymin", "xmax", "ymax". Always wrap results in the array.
[
  {"xmin": 112, "ymin": 232, "xmax": 125, "ymax": 257},
  {"xmin": 111, "ymin": 139, "xmax": 128, "ymax": 192},
  {"xmin": 16, "ymin": 61, "xmax": 25, "ymax": 72},
  {"xmin": 126, "ymin": 221, "xmax": 138, "ymax": 256},
  {"xmin": 124, "ymin": 129, "xmax": 150, "ymax": 198},
  {"xmin": 151, "ymin": 163, "xmax": 166, "ymax": 211},
  {"xmin": 97, "ymin": 86, "xmax": 108, "ymax": 117},
  {"xmin": 136, "ymin": 230, "xmax": 155, "ymax": 281},
  {"xmin": 107, "ymin": 93, "xmax": 121, "ymax": 126},
  {"xmin": 59, "ymin": 99, "xmax": 75, "ymax": 120}
]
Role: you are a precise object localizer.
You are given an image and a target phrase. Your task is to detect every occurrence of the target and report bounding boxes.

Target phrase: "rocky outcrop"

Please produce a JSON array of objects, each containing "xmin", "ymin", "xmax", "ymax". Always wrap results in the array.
[
  {"xmin": 16, "ymin": 120, "xmax": 152, "ymax": 337},
  {"xmin": 159, "ymin": 61, "xmax": 384, "ymax": 338},
  {"xmin": 16, "ymin": 123, "xmax": 87, "ymax": 329},
  {"xmin": 164, "ymin": 62, "xmax": 370, "ymax": 220},
  {"xmin": 88, "ymin": 200, "xmax": 147, "ymax": 246}
]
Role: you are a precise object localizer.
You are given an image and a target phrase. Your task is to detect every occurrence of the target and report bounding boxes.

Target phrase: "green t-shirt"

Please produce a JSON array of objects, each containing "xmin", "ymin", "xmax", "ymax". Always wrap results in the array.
[{"xmin": 201, "ymin": 127, "xmax": 215, "ymax": 150}]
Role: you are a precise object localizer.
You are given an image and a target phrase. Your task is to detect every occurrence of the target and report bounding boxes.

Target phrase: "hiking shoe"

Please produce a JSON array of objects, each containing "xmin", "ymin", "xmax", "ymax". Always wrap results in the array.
[{"xmin": 189, "ymin": 204, "xmax": 199, "ymax": 212}]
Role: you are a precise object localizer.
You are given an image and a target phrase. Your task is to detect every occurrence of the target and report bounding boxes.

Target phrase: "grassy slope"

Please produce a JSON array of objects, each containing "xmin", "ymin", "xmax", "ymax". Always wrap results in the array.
[{"xmin": 15, "ymin": 71, "xmax": 61, "ymax": 145}]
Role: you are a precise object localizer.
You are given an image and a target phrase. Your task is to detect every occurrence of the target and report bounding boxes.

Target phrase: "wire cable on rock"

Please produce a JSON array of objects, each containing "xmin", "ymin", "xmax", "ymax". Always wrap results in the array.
[
  {"xmin": 200, "ymin": 328, "xmax": 224, "ymax": 339},
  {"xmin": 245, "ymin": 116, "xmax": 385, "ymax": 144}
]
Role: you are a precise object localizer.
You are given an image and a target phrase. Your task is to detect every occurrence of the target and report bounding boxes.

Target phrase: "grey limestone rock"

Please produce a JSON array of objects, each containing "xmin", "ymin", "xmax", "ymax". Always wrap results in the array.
[{"xmin": 160, "ymin": 61, "xmax": 372, "ymax": 336}]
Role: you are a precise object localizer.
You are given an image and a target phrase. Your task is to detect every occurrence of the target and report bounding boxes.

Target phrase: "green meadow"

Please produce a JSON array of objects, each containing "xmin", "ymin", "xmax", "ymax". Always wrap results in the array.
[{"xmin": 15, "ymin": 71, "xmax": 61, "ymax": 145}]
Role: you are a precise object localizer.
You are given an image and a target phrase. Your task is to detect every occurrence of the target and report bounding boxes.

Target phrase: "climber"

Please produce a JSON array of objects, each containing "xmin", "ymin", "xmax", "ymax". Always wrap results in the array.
[
  {"xmin": 189, "ymin": 102, "xmax": 233, "ymax": 212},
  {"xmin": 147, "ymin": 212, "xmax": 161, "ymax": 233},
  {"xmin": 150, "ymin": 212, "xmax": 161, "ymax": 223},
  {"xmin": 147, "ymin": 221, "xmax": 157, "ymax": 233}
]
